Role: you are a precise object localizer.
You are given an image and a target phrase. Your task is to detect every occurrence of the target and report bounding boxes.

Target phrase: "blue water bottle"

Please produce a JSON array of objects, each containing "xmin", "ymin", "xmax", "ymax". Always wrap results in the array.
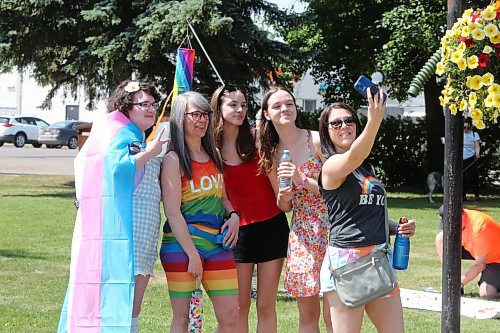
[{"xmin": 393, "ymin": 217, "xmax": 410, "ymax": 270}]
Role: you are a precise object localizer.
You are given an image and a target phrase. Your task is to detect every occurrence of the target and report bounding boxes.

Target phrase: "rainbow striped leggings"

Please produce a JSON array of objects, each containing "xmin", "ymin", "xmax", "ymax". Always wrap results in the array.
[{"xmin": 160, "ymin": 228, "xmax": 238, "ymax": 298}]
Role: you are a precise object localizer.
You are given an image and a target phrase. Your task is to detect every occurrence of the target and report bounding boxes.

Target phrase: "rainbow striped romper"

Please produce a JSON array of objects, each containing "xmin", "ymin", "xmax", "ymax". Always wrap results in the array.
[{"xmin": 160, "ymin": 159, "xmax": 238, "ymax": 298}]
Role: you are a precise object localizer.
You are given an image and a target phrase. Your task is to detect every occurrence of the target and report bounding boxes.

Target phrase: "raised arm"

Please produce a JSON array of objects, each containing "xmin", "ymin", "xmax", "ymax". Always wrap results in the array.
[
  {"xmin": 134, "ymin": 127, "xmax": 168, "ymax": 170},
  {"xmin": 322, "ymin": 90, "xmax": 386, "ymax": 189}
]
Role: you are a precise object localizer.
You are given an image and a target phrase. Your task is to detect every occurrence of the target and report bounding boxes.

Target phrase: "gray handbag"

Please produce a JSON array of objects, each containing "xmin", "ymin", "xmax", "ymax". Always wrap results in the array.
[{"xmin": 329, "ymin": 194, "xmax": 397, "ymax": 308}]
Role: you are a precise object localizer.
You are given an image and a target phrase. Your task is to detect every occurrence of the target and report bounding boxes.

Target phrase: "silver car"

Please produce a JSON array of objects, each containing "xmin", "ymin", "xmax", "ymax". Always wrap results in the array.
[
  {"xmin": 0, "ymin": 115, "xmax": 49, "ymax": 148},
  {"xmin": 39, "ymin": 120, "xmax": 90, "ymax": 149}
]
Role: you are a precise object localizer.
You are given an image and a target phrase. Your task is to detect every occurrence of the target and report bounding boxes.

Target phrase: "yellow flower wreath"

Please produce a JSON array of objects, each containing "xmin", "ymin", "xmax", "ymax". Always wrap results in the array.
[{"xmin": 437, "ymin": 1, "xmax": 500, "ymax": 129}]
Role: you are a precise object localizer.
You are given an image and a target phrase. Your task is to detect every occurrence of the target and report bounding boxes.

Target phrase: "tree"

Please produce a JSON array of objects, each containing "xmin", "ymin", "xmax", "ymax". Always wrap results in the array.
[
  {"xmin": 287, "ymin": 1, "xmax": 489, "ymax": 181},
  {"xmin": 285, "ymin": 0, "xmax": 399, "ymax": 109},
  {"xmin": 376, "ymin": 0, "xmax": 487, "ymax": 173},
  {"xmin": 376, "ymin": 1, "xmax": 447, "ymax": 173},
  {"xmin": 0, "ymin": 0, "xmax": 299, "ymax": 108}
]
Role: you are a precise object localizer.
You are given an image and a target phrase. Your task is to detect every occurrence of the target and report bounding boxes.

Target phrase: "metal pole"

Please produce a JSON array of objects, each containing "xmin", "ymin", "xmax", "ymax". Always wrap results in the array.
[
  {"xmin": 187, "ymin": 21, "xmax": 225, "ymax": 86},
  {"xmin": 16, "ymin": 69, "xmax": 23, "ymax": 115},
  {"xmin": 442, "ymin": 1, "xmax": 463, "ymax": 332}
]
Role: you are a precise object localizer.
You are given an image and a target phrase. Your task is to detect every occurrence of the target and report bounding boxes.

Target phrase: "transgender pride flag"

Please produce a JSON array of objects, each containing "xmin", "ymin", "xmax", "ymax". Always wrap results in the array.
[{"xmin": 58, "ymin": 111, "xmax": 142, "ymax": 333}]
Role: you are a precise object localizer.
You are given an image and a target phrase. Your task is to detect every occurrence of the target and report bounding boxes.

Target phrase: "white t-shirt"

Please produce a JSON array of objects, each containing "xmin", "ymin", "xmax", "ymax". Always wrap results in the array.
[{"xmin": 463, "ymin": 131, "xmax": 480, "ymax": 159}]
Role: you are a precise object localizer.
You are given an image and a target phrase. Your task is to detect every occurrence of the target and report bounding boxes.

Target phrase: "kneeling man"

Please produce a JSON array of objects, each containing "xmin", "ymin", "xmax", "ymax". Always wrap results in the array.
[{"xmin": 435, "ymin": 206, "xmax": 500, "ymax": 298}]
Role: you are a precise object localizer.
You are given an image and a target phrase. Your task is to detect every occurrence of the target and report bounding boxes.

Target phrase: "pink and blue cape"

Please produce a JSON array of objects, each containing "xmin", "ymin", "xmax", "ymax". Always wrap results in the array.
[{"xmin": 58, "ymin": 111, "xmax": 142, "ymax": 333}]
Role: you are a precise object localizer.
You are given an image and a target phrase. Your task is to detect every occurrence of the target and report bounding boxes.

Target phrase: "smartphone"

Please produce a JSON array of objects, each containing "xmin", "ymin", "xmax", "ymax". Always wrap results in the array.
[
  {"xmin": 156, "ymin": 121, "xmax": 170, "ymax": 156},
  {"xmin": 354, "ymin": 75, "xmax": 387, "ymax": 101}
]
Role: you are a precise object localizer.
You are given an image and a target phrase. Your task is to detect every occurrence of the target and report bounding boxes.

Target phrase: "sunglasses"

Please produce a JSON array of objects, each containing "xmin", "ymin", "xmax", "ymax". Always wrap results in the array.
[
  {"xmin": 328, "ymin": 116, "xmax": 356, "ymax": 129},
  {"xmin": 128, "ymin": 140, "xmax": 146, "ymax": 155}
]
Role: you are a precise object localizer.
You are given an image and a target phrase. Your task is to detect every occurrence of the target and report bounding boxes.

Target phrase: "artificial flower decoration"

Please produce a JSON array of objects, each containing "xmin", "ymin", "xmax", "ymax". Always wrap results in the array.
[
  {"xmin": 124, "ymin": 81, "xmax": 140, "ymax": 93},
  {"xmin": 436, "ymin": 1, "xmax": 500, "ymax": 129}
]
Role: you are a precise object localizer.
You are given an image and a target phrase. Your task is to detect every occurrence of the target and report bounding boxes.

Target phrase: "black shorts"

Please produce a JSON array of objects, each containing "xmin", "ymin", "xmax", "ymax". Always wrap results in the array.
[
  {"xmin": 461, "ymin": 247, "xmax": 474, "ymax": 260},
  {"xmin": 479, "ymin": 263, "xmax": 500, "ymax": 291},
  {"xmin": 233, "ymin": 212, "xmax": 289, "ymax": 264}
]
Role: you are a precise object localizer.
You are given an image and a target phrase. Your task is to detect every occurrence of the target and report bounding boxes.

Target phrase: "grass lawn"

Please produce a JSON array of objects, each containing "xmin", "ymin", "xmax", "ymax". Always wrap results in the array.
[{"xmin": 0, "ymin": 175, "xmax": 498, "ymax": 332}]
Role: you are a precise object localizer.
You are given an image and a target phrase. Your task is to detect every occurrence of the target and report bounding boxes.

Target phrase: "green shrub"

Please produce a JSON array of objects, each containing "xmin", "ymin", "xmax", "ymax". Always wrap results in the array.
[{"xmin": 368, "ymin": 116, "xmax": 428, "ymax": 189}]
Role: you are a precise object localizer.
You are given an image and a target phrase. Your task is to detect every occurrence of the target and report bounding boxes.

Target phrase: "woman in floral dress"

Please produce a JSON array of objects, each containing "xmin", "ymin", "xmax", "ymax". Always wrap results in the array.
[{"xmin": 259, "ymin": 88, "xmax": 329, "ymax": 333}]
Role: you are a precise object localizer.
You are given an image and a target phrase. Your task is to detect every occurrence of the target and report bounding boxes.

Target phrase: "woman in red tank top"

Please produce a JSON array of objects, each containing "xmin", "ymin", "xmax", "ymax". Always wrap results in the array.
[{"xmin": 211, "ymin": 86, "xmax": 289, "ymax": 333}]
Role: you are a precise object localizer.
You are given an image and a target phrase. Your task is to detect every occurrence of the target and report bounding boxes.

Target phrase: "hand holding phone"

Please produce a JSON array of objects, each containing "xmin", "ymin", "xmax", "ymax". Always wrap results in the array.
[
  {"xmin": 354, "ymin": 75, "xmax": 387, "ymax": 102},
  {"xmin": 156, "ymin": 122, "xmax": 170, "ymax": 156}
]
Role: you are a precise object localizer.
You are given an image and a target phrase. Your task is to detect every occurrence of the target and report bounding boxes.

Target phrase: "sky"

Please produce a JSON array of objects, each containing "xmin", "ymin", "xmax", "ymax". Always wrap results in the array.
[{"xmin": 269, "ymin": 0, "xmax": 307, "ymax": 13}]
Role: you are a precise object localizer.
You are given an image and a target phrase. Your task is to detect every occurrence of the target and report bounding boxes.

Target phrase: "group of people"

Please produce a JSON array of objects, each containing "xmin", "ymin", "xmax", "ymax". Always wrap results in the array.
[{"xmin": 58, "ymin": 80, "xmax": 417, "ymax": 333}]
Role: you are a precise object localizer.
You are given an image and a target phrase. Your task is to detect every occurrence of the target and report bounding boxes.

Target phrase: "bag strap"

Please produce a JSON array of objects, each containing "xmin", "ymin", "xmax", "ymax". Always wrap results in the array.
[{"xmin": 383, "ymin": 189, "xmax": 390, "ymax": 246}]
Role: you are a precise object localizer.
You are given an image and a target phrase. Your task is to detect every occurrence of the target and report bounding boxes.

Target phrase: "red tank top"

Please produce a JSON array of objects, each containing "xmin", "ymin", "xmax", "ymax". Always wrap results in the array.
[{"xmin": 224, "ymin": 153, "xmax": 281, "ymax": 226}]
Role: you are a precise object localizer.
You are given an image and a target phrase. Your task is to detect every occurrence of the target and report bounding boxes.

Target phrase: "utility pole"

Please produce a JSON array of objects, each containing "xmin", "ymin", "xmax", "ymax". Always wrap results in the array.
[
  {"xmin": 442, "ymin": 1, "xmax": 463, "ymax": 332},
  {"xmin": 16, "ymin": 69, "xmax": 23, "ymax": 115}
]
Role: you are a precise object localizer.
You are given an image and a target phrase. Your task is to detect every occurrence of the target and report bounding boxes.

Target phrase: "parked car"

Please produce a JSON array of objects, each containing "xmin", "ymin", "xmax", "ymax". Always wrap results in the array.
[
  {"xmin": 38, "ymin": 120, "xmax": 90, "ymax": 149},
  {"xmin": 0, "ymin": 115, "xmax": 49, "ymax": 148}
]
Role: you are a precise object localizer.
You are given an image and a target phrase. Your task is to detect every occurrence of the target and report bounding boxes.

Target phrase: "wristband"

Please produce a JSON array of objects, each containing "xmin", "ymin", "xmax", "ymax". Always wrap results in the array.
[{"xmin": 227, "ymin": 210, "xmax": 240, "ymax": 219}]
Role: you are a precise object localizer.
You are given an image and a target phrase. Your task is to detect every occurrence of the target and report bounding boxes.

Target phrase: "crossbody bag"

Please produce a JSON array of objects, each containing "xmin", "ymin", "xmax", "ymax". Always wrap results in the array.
[{"xmin": 329, "ymin": 191, "xmax": 397, "ymax": 308}]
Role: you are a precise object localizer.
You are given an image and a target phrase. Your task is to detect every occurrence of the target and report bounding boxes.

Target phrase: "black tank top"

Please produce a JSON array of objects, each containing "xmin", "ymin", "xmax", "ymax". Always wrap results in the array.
[{"xmin": 319, "ymin": 163, "xmax": 386, "ymax": 248}]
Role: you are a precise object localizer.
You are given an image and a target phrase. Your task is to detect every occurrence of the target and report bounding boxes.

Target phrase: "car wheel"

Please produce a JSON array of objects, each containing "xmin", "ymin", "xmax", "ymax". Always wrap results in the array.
[
  {"xmin": 0, "ymin": 142, "xmax": 4, "ymax": 147},
  {"xmin": 32, "ymin": 143, "xmax": 42, "ymax": 148},
  {"xmin": 14, "ymin": 133, "xmax": 26, "ymax": 148},
  {"xmin": 68, "ymin": 137, "xmax": 78, "ymax": 149}
]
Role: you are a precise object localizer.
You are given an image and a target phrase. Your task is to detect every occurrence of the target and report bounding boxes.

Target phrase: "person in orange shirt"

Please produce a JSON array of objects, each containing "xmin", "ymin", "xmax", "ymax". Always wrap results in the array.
[{"xmin": 435, "ymin": 206, "xmax": 500, "ymax": 298}]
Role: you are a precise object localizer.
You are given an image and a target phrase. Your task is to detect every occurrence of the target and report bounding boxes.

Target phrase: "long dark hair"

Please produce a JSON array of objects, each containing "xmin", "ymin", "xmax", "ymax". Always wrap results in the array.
[
  {"xmin": 318, "ymin": 102, "xmax": 362, "ymax": 158},
  {"xmin": 107, "ymin": 80, "xmax": 161, "ymax": 116},
  {"xmin": 210, "ymin": 86, "xmax": 255, "ymax": 163},
  {"xmin": 258, "ymin": 88, "xmax": 300, "ymax": 174},
  {"xmin": 169, "ymin": 91, "xmax": 223, "ymax": 179}
]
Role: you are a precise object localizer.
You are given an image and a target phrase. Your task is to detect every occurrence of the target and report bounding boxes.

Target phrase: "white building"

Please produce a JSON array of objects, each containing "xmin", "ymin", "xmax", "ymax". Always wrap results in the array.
[
  {"xmin": 0, "ymin": 69, "xmax": 106, "ymax": 124},
  {"xmin": 292, "ymin": 69, "xmax": 426, "ymax": 119}
]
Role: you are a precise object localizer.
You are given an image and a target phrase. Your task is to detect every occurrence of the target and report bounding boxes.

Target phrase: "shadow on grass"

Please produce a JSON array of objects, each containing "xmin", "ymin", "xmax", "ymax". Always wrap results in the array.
[
  {"xmin": 3, "ymin": 192, "xmax": 75, "ymax": 199},
  {"xmin": 0, "ymin": 249, "xmax": 47, "ymax": 260},
  {"xmin": 387, "ymin": 196, "xmax": 500, "ymax": 210}
]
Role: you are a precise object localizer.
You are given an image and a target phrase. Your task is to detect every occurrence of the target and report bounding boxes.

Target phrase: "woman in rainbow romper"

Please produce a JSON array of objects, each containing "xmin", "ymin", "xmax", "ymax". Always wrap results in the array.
[{"xmin": 160, "ymin": 91, "xmax": 239, "ymax": 332}]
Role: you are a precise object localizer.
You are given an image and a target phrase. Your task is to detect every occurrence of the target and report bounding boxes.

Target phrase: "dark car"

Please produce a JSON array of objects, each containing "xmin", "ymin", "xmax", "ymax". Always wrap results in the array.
[{"xmin": 38, "ymin": 120, "xmax": 90, "ymax": 149}]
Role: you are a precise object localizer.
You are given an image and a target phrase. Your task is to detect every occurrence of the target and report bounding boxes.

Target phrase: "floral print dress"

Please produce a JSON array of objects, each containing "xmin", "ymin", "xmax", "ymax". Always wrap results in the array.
[{"xmin": 284, "ymin": 131, "xmax": 329, "ymax": 297}]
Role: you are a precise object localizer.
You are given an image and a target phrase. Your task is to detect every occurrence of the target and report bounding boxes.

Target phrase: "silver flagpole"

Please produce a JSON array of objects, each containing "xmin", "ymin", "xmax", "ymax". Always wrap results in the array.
[{"xmin": 187, "ymin": 20, "xmax": 225, "ymax": 86}]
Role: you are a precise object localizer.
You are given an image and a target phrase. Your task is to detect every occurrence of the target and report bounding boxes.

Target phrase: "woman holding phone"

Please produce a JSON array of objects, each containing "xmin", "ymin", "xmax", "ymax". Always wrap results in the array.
[{"xmin": 318, "ymin": 88, "xmax": 415, "ymax": 332}]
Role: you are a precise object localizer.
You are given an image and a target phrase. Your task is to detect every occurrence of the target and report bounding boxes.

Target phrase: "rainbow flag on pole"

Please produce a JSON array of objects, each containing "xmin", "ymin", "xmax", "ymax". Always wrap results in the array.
[
  {"xmin": 58, "ymin": 111, "xmax": 141, "ymax": 333},
  {"xmin": 172, "ymin": 48, "xmax": 195, "ymax": 101}
]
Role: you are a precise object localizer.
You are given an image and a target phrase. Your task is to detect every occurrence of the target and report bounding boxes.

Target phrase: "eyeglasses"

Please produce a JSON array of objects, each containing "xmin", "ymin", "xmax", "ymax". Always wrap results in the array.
[
  {"xmin": 186, "ymin": 111, "xmax": 212, "ymax": 121},
  {"xmin": 133, "ymin": 102, "xmax": 159, "ymax": 110},
  {"xmin": 328, "ymin": 116, "xmax": 356, "ymax": 129},
  {"xmin": 128, "ymin": 141, "xmax": 146, "ymax": 155}
]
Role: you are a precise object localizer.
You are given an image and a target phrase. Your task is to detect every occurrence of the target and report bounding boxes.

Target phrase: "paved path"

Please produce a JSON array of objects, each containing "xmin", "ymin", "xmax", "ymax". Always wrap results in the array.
[{"xmin": 0, "ymin": 144, "xmax": 77, "ymax": 175}]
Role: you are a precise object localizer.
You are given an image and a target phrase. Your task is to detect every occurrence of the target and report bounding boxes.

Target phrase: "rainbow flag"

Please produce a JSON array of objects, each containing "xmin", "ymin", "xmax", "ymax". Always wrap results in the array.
[
  {"xmin": 172, "ymin": 48, "xmax": 195, "ymax": 101},
  {"xmin": 58, "ymin": 111, "xmax": 142, "ymax": 333}
]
